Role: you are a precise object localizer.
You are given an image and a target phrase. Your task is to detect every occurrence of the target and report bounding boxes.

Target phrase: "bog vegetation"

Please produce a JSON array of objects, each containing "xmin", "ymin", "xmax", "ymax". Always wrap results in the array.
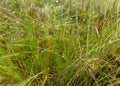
[{"xmin": 0, "ymin": 0, "xmax": 120, "ymax": 86}]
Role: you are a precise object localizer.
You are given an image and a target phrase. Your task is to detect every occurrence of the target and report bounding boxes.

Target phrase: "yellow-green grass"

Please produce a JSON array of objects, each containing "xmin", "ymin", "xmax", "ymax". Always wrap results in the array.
[{"xmin": 0, "ymin": 0, "xmax": 120, "ymax": 86}]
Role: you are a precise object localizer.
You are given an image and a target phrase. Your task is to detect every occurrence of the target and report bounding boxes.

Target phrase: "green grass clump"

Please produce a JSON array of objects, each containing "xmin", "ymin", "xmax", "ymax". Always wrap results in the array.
[{"xmin": 0, "ymin": 0, "xmax": 120, "ymax": 86}]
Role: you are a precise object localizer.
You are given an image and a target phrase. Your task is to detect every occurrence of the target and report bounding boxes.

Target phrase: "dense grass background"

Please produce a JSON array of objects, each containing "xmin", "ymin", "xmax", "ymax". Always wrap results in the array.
[{"xmin": 0, "ymin": 0, "xmax": 120, "ymax": 86}]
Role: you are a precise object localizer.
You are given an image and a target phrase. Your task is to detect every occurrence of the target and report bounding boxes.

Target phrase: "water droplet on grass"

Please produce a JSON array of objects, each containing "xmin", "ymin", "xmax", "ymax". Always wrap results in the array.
[
  {"xmin": 66, "ymin": 30, "xmax": 68, "ymax": 33},
  {"xmin": 32, "ymin": 21, "xmax": 35, "ymax": 24},
  {"xmin": 83, "ymin": 19, "xmax": 85, "ymax": 21},
  {"xmin": 56, "ymin": 0, "xmax": 59, "ymax": 3},
  {"xmin": 13, "ymin": 11, "xmax": 15, "ymax": 14},
  {"xmin": 62, "ymin": 53, "xmax": 65, "ymax": 58}
]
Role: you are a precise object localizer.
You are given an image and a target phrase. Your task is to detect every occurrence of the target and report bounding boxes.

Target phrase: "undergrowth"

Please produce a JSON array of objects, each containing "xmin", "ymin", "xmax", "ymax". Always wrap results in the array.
[{"xmin": 0, "ymin": 0, "xmax": 120, "ymax": 86}]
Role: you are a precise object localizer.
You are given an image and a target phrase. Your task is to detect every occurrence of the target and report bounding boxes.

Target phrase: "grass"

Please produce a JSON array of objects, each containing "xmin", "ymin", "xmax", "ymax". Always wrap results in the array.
[{"xmin": 0, "ymin": 0, "xmax": 120, "ymax": 86}]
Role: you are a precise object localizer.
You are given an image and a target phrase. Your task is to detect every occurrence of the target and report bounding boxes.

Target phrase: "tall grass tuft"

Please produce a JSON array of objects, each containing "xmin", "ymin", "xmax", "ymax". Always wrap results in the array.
[{"xmin": 0, "ymin": 0, "xmax": 120, "ymax": 86}]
